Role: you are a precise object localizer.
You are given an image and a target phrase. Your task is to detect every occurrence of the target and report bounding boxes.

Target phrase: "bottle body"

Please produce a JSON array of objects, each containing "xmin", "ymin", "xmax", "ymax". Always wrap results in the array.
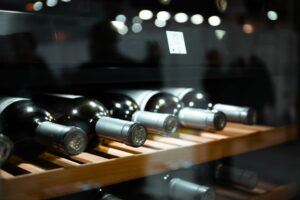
[
  {"xmin": 95, "ymin": 93, "xmax": 178, "ymax": 136},
  {"xmin": 115, "ymin": 90, "xmax": 226, "ymax": 130},
  {"xmin": 33, "ymin": 94, "xmax": 147, "ymax": 147},
  {"xmin": 214, "ymin": 164, "xmax": 258, "ymax": 189},
  {"xmin": 0, "ymin": 134, "xmax": 14, "ymax": 166},
  {"xmin": 163, "ymin": 88, "xmax": 257, "ymax": 125},
  {"xmin": 0, "ymin": 97, "xmax": 87, "ymax": 156},
  {"xmin": 168, "ymin": 177, "xmax": 216, "ymax": 200}
]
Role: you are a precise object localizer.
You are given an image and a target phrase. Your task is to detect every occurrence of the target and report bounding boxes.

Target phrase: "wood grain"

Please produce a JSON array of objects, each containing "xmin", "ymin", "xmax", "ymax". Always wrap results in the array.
[
  {"xmin": 1, "ymin": 124, "xmax": 296, "ymax": 200},
  {"xmin": 105, "ymin": 141, "xmax": 156, "ymax": 154},
  {"xmin": 71, "ymin": 152, "xmax": 108, "ymax": 163},
  {"xmin": 39, "ymin": 153, "xmax": 80, "ymax": 167},
  {"xmin": 0, "ymin": 170, "xmax": 13, "ymax": 179},
  {"xmin": 8, "ymin": 156, "xmax": 45, "ymax": 174},
  {"xmin": 95, "ymin": 145, "xmax": 133, "ymax": 157},
  {"xmin": 144, "ymin": 139, "xmax": 177, "ymax": 150},
  {"xmin": 148, "ymin": 134, "xmax": 197, "ymax": 146}
]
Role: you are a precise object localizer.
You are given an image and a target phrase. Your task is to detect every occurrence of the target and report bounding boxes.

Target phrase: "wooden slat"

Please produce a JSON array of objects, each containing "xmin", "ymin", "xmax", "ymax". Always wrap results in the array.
[
  {"xmin": 248, "ymin": 183, "xmax": 297, "ymax": 200},
  {"xmin": 179, "ymin": 128, "xmax": 229, "ymax": 140},
  {"xmin": 38, "ymin": 153, "xmax": 80, "ymax": 167},
  {"xmin": 8, "ymin": 156, "xmax": 45, "ymax": 174},
  {"xmin": 220, "ymin": 127, "xmax": 255, "ymax": 137},
  {"xmin": 71, "ymin": 152, "xmax": 108, "ymax": 163},
  {"xmin": 105, "ymin": 141, "xmax": 156, "ymax": 154},
  {"xmin": 227, "ymin": 183, "xmax": 267, "ymax": 195},
  {"xmin": 200, "ymin": 132, "xmax": 229, "ymax": 139},
  {"xmin": 216, "ymin": 186, "xmax": 251, "ymax": 200},
  {"xmin": 256, "ymin": 181, "xmax": 276, "ymax": 190},
  {"xmin": 216, "ymin": 182, "xmax": 296, "ymax": 200},
  {"xmin": 227, "ymin": 123, "xmax": 272, "ymax": 132},
  {"xmin": 148, "ymin": 134, "xmax": 197, "ymax": 146},
  {"xmin": 144, "ymin": 140, "xmax": 177, "ymax": 150},
  {"xmin": 95, "ymin": 145, "xmax": 133, "ymax": 157},
  {"xmin": 177, "ymin": 133, "xmax": 215, "ymax": 143},
  {"xmin": 0, "ymin": 170, "xmax": 14, "ymax": 178},
  {"xmin": 1, "ymin": 125, "xmax": 296, "ymax": 200}
]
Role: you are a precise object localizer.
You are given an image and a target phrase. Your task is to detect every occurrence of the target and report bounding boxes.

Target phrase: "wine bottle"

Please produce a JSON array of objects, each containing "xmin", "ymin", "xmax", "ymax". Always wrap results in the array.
[
  {"xmin": 93, "ymin": 93, "xmax": 178, "ymax": 136},
  {"xmin": 162, "ymin": 88, "xmax": 257, "ymax": 125},
  {"xmin": 214, "ymin": 164, "xmax": 258, "ymax": 189},
  {"xmin": 113, "ymin": 90, "xmax": 226, "ymax": 131},
  {"xmin": 165, "ymin": 175, "xmax": 216, "ymax": 200},
  {"xmin": 0, "ymin": 97, "xmax": 87, "ymax": 156},
  {"xmin": 32, "ymin": 94, "xmax": 147, "ymax": 147},
  {"xmin": 0, "ymin": 134, "xmax": 13, "ymax": 166},
  {"xmin": 96, "ymin": 189, "xmax": 123, "ymax": 200}
]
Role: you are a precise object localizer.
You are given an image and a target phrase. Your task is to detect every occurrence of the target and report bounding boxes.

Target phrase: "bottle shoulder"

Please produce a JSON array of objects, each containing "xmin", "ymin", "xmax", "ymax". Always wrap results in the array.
[
  {"xmin": 145, "ymin": 93, "xmax": 183, "ymax": 116},
  {"xmin": 1, "ymin": 99, "xmax": 55, "ymax": 122},
  {"xmin": 181, "ymin": 91, "xmax": 210, "ymax": 109}
]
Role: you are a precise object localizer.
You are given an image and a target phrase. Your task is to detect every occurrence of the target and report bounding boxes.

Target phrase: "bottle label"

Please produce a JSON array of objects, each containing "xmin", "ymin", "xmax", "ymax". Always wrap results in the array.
[
  {"xmin": 0, "ymin": 97, "xmax": 28, "ymax": 115},
  {"xmin": 166, "ymin": 31, "xmax": 187, "ymax": 54}
]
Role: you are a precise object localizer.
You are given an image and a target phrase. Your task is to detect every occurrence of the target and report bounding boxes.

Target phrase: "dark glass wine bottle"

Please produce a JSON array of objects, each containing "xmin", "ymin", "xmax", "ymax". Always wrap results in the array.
[
  {"xmin": 162, "ymin": 88, "xmax": 257, "ymax": 125},
  {"xmin": 214, "ymin": 164, "xmax": 258, "ymax": 189},
  {"xmin": 0, "ymin": 134, "xmax": 13, "ymax": 166},
  {"xmin": 114, "ymin": 90, "xmax": 226, "ymax": 131},
  {"xmin": 32, "ymin": 94, "xmax": 147, "ymax": 147},
  {"xmin": 93, "ymin": 93, "xmax": 178, "ymax": 136},
  {"xmin": 96, "ymin": 189, "xmax": 123, "ymax": 200},
  {"xmin": 197, "ymin": 162, "xmax": 258, "ymax": 190},
  {"xmin": 0, "ymin": 97, "xmax": 87, "ymax": 156},
  {"xmin": 164, "ymin": 174, "xmax": 216, "ymax": 200}
]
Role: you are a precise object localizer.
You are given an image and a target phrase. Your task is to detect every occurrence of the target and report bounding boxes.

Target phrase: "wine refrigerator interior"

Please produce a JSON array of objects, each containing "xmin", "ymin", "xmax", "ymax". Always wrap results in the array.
[{"xmin": 0, "ymin": 0, "xmax": 299, "ymax": 200}]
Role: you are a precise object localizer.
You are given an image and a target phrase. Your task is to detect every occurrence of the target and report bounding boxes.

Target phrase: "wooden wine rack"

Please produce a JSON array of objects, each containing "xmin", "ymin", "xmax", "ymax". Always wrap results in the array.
[
  {"xmin": 0, "ymin": 123, "xmax": 297, "ymax": 200},
  {"xmin": 216, "ymin": 181, "xmax": 297, "ymax": 200}
]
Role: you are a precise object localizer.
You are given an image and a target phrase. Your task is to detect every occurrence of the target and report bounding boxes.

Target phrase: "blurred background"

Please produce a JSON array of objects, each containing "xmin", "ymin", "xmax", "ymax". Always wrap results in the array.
[{"xmin": 0, "ymin": 0, "xmax": 299, "ymax": 199}]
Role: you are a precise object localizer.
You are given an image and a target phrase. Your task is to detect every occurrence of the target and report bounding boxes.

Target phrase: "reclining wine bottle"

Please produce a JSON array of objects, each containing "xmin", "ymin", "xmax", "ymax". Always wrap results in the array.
[
  {"xmin": 0, "ymin": 134, "xmax": 13, "ymax": 165},
  {"xmin": 214, "ymin": 164, "xmax": 258, "ymax": 189},
  {"xmin": 93, "ymin": 93, "xmax": 178, "ymax": 136},
  {"xmin": 0, "ymin": 97, "xmax": 87, "ymax": 156},
  {"xmin": 165, "ymin": 175, "xmax": 216, "ymax": 200},
  {"xmin": 113, "ymin": 90, "xmax": 226, "ymax": 131},
  {"xmin": 162, "ymin": 88, "xmax": 257, "ymax": 125},
  {"xmin": 32, "ymin": 94, "xmax": 147, "ymax": 147},
  {"xmin": 96, "ymin": 189, "xmax": 123, "ymax": 200}
]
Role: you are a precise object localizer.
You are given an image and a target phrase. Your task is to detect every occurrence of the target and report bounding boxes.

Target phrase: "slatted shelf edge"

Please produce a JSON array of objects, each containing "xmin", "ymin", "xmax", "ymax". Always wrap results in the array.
[
  {"xmin": 216, "ymin": 181, "xmax": 297, "ymax": 200},
  {"xmin": 0, "ymin": 123, "xmax": 297, "ymax": 200}
]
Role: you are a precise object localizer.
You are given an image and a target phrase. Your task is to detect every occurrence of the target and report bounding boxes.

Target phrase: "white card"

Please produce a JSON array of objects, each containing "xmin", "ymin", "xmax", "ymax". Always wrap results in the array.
[{"xmin": 166, "ymin": 31, "xmax": 187, "ymax": 54}]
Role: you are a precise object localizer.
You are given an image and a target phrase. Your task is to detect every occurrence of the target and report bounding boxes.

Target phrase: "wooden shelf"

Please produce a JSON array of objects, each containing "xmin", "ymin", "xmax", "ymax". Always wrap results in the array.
[
  {"xmin": 216, "ymin": 181, "xmax": 297, "ymax": 200},
  {"xmin": 0, "ymin": 123, "xmax": 297, "ymax": 200}
]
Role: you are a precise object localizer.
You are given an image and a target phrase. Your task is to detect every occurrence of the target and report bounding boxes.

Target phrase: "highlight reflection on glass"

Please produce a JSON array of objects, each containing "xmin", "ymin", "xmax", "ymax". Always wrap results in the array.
[
  {"xmin": 154, "ymin": 19, "xmax": 167, "ymax": 28},
  {"xmin": 157, "ymin": 11, "xmax": 171, "ymax": 21},
  {"xmin": 115, "ymin": 14, "xmax": 127, "ymax": 23},
  {"xmin": 267, "ymin": 10, "xmax": 278, "ymax": 21},
  {"xmin": 132, "ymin": 23, "xmax": 143, "ymax": 33},
  {"xmin": 33, "ymin": 1, "xmax": 43, "ymax": 11},
  {"xmin": 174, "ymin": 13, "xmax": 188, "ymax": 23},
  {"xmin": 208, "ymin": 16, "xmax": 221, "ymax": 26},
  {"xmin": 139, "ymin": 10, "xmax": 153, "ymax": 20},
  {"xmin": 46, "ymin": 0, "xmax": 58, "ymax": 7},
  {"xmin": 190, "ymin": 14, "xmax": 204, "ymax": 25}
]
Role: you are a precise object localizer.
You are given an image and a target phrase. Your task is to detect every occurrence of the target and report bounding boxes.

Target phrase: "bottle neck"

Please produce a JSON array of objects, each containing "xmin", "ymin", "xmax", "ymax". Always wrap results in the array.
[
  {"xmin": 132, "ymin": 111, "xmax": 178, "ymax": 136},
  {"xmin": 212, "ymin": 104, "xmax": 257, "ymax": 124},
  {"xmin": 95, "ymin": 117, "xmax": 147, "ymax": 147},
  {"xmin": 178, "ymin": 108, "xmax": 226, "ymax": 130},
  {"xmin": 34, "ymin": 121, "xmax": 87, "ymax": 155},
  {"xmin": 168, "ymin": 177, "xmax": 216, "ymax": 200}
]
